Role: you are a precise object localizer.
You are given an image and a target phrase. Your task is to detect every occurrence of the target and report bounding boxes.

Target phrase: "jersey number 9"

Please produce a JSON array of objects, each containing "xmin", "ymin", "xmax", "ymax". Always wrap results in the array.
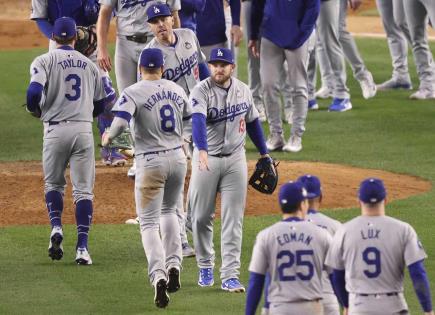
[
  {"xmin": 362, "ymin": 247, "xmax": 381, "ymax": 278},
  {"xmin": 277, "ymin": 250, "xmax": 314, "ymax": 281}
]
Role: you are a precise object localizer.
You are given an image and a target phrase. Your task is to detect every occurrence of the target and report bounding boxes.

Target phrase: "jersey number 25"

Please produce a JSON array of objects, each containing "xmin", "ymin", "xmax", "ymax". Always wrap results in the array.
[{"xmin": 277, "ymin": 250, "xmax": 314, "ymax": 281}]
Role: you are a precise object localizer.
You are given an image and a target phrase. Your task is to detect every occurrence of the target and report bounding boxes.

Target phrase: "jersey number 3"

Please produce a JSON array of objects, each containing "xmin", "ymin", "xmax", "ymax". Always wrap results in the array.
[
  {"xmin": 65, "ymin": 74, "xmax": 81, "ymax": 101},
  {"xmin": 277, "ymin": 250, "xmax": 314, "ymax": 281}
]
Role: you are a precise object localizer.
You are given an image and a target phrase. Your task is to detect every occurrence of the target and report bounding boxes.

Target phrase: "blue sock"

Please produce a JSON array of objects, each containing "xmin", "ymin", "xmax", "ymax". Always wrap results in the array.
[
  {"xmin": 75, "ymin": 199, "xmax": 93, "ymax": 249},
  {"xmin": 45, "ymin": 191, "xmax": 63, "ymax": 228}
]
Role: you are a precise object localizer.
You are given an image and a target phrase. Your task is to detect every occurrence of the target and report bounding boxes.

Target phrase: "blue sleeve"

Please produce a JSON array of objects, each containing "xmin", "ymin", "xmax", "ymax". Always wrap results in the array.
[
  {"xmin": 199, "ymin": 62, "xmax": 210, "ymax": 80},
  {"xmin": 35, "ymin": 19, "xmax": 54, "ymax": 39},
  {"xmin": 192, "ymin": 113, "xmax": 208, "ymax": 151},
  {"xmin": 26, "ymin": 82, "xmax": 44, "ymax": 113},
  {"xmin": 299, "ymin": 0, "xmax": 320, "ymax": 39},
  {"xmin": 245, "ymin": 272, "xmax": 265, "ymax": 315},
  {"xmin": 181, "ymin": 0, "xmax": 206, "ymax": 12},
  {"xmin": 263, "ymin": 272, "xmax": 271, "ymax": 309},
  {"xmin": 330, "ymin": 269, "xmax": 349, "ymax": 308},
  {"xmin": 246, "ymin": 118, "xmax": 268, "ymax": 155},
  {"xmin": 93, "ymin": 98, "xmax": 107, "ymax": 117},
  {"xmin": 113, "ymin": 111, "xmax": 132, "ymax": 123},
  {"xmin": 409, "ymin": 260, "xmax": 433, "ymax": 312},
  {"xmin": 229, "ymin": 0, "xmax": 241, "ymax": 26},
  {"xmin": 250, "ymin": 0, "xmax": 265, "ymax": 40}
]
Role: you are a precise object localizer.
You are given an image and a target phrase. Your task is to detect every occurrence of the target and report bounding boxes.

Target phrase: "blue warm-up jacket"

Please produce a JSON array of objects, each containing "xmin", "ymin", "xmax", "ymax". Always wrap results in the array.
[{"xmin": 250, "ymin": 0, "xmax": 320, "ymax": 50}]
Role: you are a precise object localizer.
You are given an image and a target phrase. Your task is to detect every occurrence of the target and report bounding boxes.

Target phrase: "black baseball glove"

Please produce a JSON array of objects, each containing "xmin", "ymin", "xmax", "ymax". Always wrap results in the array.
[
  {"xmin": 75, "ymin": 25, "xmax": 97, "ymax": 57},
  {"xmin": 249, "ymin": 157, "xmax": 279, "ymax": 194}
]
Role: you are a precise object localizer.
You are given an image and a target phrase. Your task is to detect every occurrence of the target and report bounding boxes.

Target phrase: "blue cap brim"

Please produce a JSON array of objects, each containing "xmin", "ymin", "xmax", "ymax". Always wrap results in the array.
[{"xmin": 208, "ymin": 58, "xmax": 234, "ymax": 65}]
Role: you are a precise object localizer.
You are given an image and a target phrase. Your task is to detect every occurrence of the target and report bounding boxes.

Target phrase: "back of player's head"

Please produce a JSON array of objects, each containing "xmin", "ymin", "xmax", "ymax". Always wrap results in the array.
[
  {"xmin": 279, "ymin": 181, "xmax": 308, "ymax": 213},
  {"xmin": 297, "ymin": 174, "xmax": 322, "ymax": 199},
  {"xmin": 359, "ymin": 178, "xmax": 386, "ymax": 205},
  {"xmin": 208, "ymin": 48, "xmax": 235, "ymax": 65},
  {"xmin": 52, "ymin": 17, "xmax": 77, "ymax": 44},
  {"xmin": 139, "ymin": 48, "xmax": 164, "ymax": 72},
  {"xmin": 146, "ymin": 3, "xmax": 172, "ymax": 22}
]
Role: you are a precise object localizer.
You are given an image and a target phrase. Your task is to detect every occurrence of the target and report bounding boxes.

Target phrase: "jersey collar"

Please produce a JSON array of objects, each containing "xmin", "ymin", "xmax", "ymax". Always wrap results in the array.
[
  {"xmin": 58, "ymin": 45, "xmax": 74, "ymax": 51},
  {"xmin": 170, "ymin": 33, "xmax": 178, "ymax": 48},
  {"xmin": 282, "ymin": 217, "xmax": 303, "ymax": 222}
]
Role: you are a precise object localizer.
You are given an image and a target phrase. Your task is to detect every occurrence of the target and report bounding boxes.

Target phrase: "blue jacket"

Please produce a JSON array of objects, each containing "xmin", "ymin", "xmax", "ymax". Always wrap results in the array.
[
  {"xmin": 250, "ymin": 0, "xmax": 320, "ymax": 50},
  {"xmin": 196, "ymin": 0, "xmax": 241, "ymax": 46},
  {"xmin": 179, "ymin": 0, "xmax": 206, "ymax": 33}
]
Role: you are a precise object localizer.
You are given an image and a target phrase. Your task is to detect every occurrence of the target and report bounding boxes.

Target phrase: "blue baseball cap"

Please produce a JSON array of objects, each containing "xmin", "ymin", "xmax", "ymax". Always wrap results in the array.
[
  {"xmin": 146, "ymin": 3, "xmax": 172, "ymax": 22},
  {"xmin": 208, "ymin": 47, "xmax": 235, "ymax": 64},
  {"xmin": 297, "ymin": 174, "xmax": 322, "ymax": 199},
  {"xmin": 139, "ymin": 48, "xmax": 164, "ymax": 68},
  {"xmin": 359, "ymin": 178, "xmax": 386, "ymax": 204},
  {"xmin": 279, "ymin": 181, "xmax": 308, "ymax": 211},
  {"xmin": 53, "ymin": 17, "xmax": 76, "ymax": 39}
]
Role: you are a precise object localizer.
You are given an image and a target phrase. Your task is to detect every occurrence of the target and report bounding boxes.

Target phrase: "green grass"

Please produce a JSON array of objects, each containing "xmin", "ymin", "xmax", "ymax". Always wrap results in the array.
[{"xmin": 1, "ymin": 38, "xmax": 435, "ymax": 314}]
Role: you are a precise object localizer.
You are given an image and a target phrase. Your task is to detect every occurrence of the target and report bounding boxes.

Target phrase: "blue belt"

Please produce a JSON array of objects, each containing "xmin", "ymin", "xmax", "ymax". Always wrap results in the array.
[
  {"xmin": 210, "ymin": 152, "xmax": 232, "ymax": 158},
  {"xmin": 48, "ymin": 120, "xmax": 73, "ymax": 125},
  {"xmin": 358, "ymin": 292, "xmax": 398, "ymax": 297},
  {"xmin": 141, "ymin": 146, "xmax": 182, "ymax": 156}
]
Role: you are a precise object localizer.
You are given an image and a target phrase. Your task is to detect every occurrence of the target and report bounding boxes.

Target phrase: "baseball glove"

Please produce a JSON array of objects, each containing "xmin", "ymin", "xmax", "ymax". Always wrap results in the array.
[
  {"xmin": 75, "ymin": 25, "xmax": 97, "ymax": 57},
  {"xmin": 249, "ymin": 157, "xmax": 279, "ymax": 194},
  {"xmin": 102, "ymin": 128, "xmax": 134, "ymax": 158}
]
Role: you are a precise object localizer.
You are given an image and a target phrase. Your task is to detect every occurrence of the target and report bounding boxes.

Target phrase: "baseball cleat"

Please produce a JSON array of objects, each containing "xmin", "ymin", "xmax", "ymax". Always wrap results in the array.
[
  {"xmin": 283, "ymin": 136, "xmax": 302, "ymax": 153},
  {"xmin": 409, "ymin": 88, "xmax": 435, "ymax": 100},
  {"xmin": 308, "ymin": 99, "xmax": 319, "ymax": 110},
  {"xmin": 101, "ymin": 147, "xmax": 127, "ymax": 167},
  {"xmin": 48, "ymin": 226, "xmax": 64, "ymax": 261},
  {"xmin": 266, "ymin": 133, "xmax": 285, "ymax": 151},
  {"xmin": 154, "ymin": 279, "xmax": 170, "ymax": 308},
  {"xmin": 167, "ymin": 267, "xmax": 181, "ymax": 293},
  {"xmin": 221, "ymin": 278, "xmax": 245, "ymax": 293},
  {"xmin": 75, "ymin": 247, "xmax": 93, "ymax": 265},
  {"xmin": 198, "ymin": 268, "xmax": 214, "ymax": 287},
  {"xmin": 182, "ymin": 243, "xmax": 195, "ymax": 257},
  {"xmin": 377, "ymin": 78, "xmax": 412, "ymax": 91},
  {"xmin": 125, "ymin": 216, "xmax": 139, "ymax": 224},
  {"xmin": 328, "ymin": 98, "xmax": 352, "ymax": 112},
  {"xmin": 315, "ymin": 86, "xmax": 333, "ymax": 99},
  {"xmin": 359, "ymin": 75, "xmax": 377, "ymax": 99},
  {"xmin": 127, "ymin": 161, "xmax": 136, "ymax": 179}
]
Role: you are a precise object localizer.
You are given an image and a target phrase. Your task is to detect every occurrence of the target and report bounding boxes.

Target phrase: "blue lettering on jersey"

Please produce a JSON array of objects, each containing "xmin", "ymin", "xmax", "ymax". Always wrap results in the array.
[
  {"xmin": 144, "ymin": 89, "xmax": 184, "ymax": 111},
  {"xmin": 360, "ymin": 228, "xmax": 380, "ymax": 240},
  {"xmin": 58, "ymin": 59, "xmax": 88, "ymax": 70},
  {"xmin": 121, "ymin": 0, "xmax": 153, "ymax": 9},
  {"xmin": 276, "ymin": 232, "xmax": 313, "ymax": 246},
  {"xmin": 207, "ymin": 102, "xmax": 249, "ymax": 124},
  {"xmin": 163, "ymin": 52, "xmax": 199, "ymax": 82}
]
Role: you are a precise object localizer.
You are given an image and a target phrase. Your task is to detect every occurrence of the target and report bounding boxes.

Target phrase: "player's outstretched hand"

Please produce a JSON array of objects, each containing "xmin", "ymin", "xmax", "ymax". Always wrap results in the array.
[
  {"xmin": 198, "ymin": 150, "xmax": 209, "ymax": 171},
  {"xmin": 98, "ymin": 48, "xmax": 112, "ymax": 72},
  {"xmin": 231, "ymin": 25, "xmax": 243, "ymax": 47},
  {"xmin": 248, "ymin": 40, "xmax": 260, "ymax": 58}
]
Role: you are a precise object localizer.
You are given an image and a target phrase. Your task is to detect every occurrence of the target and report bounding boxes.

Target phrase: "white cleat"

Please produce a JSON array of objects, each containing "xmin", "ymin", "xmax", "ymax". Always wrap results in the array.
[
  {"xmin": 75, "ymin": 247, "xmax": 93, "ymax": 265},
  {"xmin": 266, "ymin": 133, "xmax": 285, "ymax": 151},
  {"xmin": 127, "ymin": 160, "xmax": 136, "ymax": 179},
  {"xmin": 125, "ymin": 216, "xmax": 140, "ymax": 224},
  {"xmin": 359, "ymin": 76, "xmax": 377, "ymax": 99},
  {"xmin": 48, "ymin": 226, "xmax": 64, "ymax": 261},
  {"xmin": 409, "ymin": 89, "xmax": 435, "ymax": 100},
  {"xmin": 283, "ymin": 136, "xmax": 302, "ymax": 153},
  {"xmin": 315, "ymin": 86, "xmax": 333, "ymax": 99}
]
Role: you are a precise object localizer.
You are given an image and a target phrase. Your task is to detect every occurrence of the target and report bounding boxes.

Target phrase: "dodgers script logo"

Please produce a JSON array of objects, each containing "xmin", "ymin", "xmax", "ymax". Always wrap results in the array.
[
  {"xmin": 121, "ymin": 0, "xmax": 153, "ymax": 9},
  {"xmin": 207, "ymin": 102, "xmax": 249, "ymax": 123},
  {"xmin": 163, "ymin": 52, "xmax": 199, "ymax": 82}
]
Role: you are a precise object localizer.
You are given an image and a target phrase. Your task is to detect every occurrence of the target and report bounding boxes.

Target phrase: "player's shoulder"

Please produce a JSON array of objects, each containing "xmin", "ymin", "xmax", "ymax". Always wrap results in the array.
[
  {"xmin": 161, "ymin": 78, "xmax": 187, "ymax": 94},
  {"xmin": 174, "ymin": 27, "xmax": 196, "ymax": 38},
  {"xmin": 192, "ymin": 77, "xmax": 213, "ymax": 93},
  {"xmin": 232, "ymin": 77, "xmax": 250, "ymax": 91},
  {"xmin": 313, "ymin": 212, "xmax": 342, "ymax": 227}
]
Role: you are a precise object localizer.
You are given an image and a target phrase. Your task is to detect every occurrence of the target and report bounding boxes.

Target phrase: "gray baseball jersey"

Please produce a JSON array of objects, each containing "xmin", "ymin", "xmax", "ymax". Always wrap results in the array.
[
  {"xmin": 325, "ymin": 215, "xmax": 427, "ymax": 294},
  {"xmin": 111, "ymin": 78, "xmax": 191, "ymax": 154},
  {"xmin": 249, "ymin": 219, "xmax": 332, "ymax": 303},
  {"xmin": 146, "ymin": 28, "xmax": 206, "ymax": 95},
  {"xmin": 307, "ymin": 210, "xmax": 342, "ymax": 295},
  {"xmin": 30, "ymin": 48, "xmax": 106, "ymax": 122},
  {"xmin": 189, "ymin": 77, "xmax": 259, "ymax": 155},
  {"xmin": 99, "ymin": 0, "xmax": 181, "ymax": 36}
]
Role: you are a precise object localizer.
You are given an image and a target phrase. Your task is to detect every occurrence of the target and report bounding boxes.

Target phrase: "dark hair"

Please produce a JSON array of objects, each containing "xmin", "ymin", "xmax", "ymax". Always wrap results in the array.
[
  {"xmin": 53, "ymin": 35, "xmax": 76, "ymax": 45},
  {"xmin": 140, "ymin": 66, "xmax": 162, "ymax": 75},
  {"xmin": 280, "ymin": 201, "xmax": 302, "ymax": 214}
]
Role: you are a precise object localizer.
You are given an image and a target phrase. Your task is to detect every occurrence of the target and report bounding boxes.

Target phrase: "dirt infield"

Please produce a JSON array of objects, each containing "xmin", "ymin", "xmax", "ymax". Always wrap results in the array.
[{"xmin": 0, "ymin": 161, "xmax": 430, "ymax": 226}]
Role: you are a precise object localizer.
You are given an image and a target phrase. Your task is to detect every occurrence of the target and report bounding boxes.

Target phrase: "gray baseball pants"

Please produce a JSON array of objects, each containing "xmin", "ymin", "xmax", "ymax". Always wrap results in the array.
[
  {"xmin": 136, "ymin": 148, "xmax": 187, "ymax": 285},
  {"xmin": 43, "ymin": 121, "xmax": 95, "ymax": 203},
  {"xmin": 348, "ymin": 293, "xmax": 409, "ymax": 315},
  {"xmin": 190, "ymin": 148, "xmax": 247, "ymax": 282},
  {"xmin": 260, "ymin": 36, "xmax": 312, "ymax": 138},
  {"xmin": 322, "ymin": 293, "xmax": 340, "ymax": 315},
  {"xmin": 269, "ymin": 300, "xmax": 324, "ymax": 315},
  {"xmin": 376, "ymin": 0, "xmax": 412, "ymax": 81},
  {"xmin": 403, "ymin": 0, "xmax": 435, "ymax": 90}
]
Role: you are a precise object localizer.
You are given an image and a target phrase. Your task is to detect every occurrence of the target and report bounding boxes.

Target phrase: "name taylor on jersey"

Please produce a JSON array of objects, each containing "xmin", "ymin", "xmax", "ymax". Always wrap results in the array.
[{"xmin": 58, "ymin": 58, "xmax": 88, "ymax": 70}]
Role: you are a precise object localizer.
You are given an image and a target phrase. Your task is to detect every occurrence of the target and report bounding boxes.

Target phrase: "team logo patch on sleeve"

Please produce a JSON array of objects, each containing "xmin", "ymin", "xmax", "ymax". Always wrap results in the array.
[
  {"xmin": 119, "ymin": 95, "xmax": 128, "ymax": 106},
  {"xmin": 191, "ymin": 98, "xmax": 199, "ymax": 107},
  {"xmin": 185, "ymin": 42, "xmax": 192, "ymax": 49}
]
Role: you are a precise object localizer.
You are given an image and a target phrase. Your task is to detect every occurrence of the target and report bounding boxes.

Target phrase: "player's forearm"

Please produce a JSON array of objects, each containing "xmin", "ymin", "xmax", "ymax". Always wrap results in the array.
[
  {"xmin": 172, "ymin": 11, "xmax": 181, "ymax": 28},
  {"xmin": 409, "ymin": 260, "xmax": 433, "ymax": 312},
  {"xmin": 245, "ymin": 272, "xmax": 265, "ymax": 315},
  {"xmin": 229, "ymin": 0, "xmax": 241, "ymax": 25},
  {"xmin": 26, "ymin": 82, "xmax": 44, "ymax": 113},
  {"xmin": 107, "ymin": 115, "xmax": 130, "ymax": 141},
  {"xmin": 246, "ymin": 118, "xmax": 268, "ymax": 155},
  {"xmin": 97, "ymin": 5, "xmax": 112, "ymax": 51},
  {"xmin": 192, "ymin": 113, "xmax": 208, "ymax": 151},
  {"xmin": 35, "ymin": 19, "xmax": 53, "ymax": 39}
]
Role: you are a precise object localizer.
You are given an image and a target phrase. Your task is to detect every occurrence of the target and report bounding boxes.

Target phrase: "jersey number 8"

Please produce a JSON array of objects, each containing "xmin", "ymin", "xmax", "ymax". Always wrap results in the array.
[
  {"xmin": 277, "ymin": 250, "xmax": 314, "ymax": 281},
  {"xmin": 160, "ymin": 104, "xmax": 176, "ymax": 132}
]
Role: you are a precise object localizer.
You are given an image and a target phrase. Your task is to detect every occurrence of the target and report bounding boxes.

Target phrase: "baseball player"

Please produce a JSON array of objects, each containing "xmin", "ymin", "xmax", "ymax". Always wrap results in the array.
[
  {"xmin": 375, "ymin": 0, "xmax": 413, "ymax": 91},
  {"xmin": 325, "ymin": 178, "xmax": 434, "ymax": 314},
  {"xmin": 102, "ymin": 48, "xmax": 192, "ymax": 308},
  {"xmin": 189, "ymin": 47, "xmax": 270, "ymax": 292},
  {"xmin": 30, "ymin": 0, "xmax": 125, "ymax": 166},
  {"xmin": 402, "ymin": 0, "xmax": 435, "ymax": 100},
  {"xmin": 246, "ymin": 181, "xmax": 332, "ymax": 315},
  {"xmin": 179, "ymin": 0, "xmax": 206, "ymax": 33},
  {"xmin": 26, "ymin": 17, "xmax": 108, "ymax": 265},
  {"xmin": 249, "ymin": 0, "xmax": 319, "ymax": 152}
]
